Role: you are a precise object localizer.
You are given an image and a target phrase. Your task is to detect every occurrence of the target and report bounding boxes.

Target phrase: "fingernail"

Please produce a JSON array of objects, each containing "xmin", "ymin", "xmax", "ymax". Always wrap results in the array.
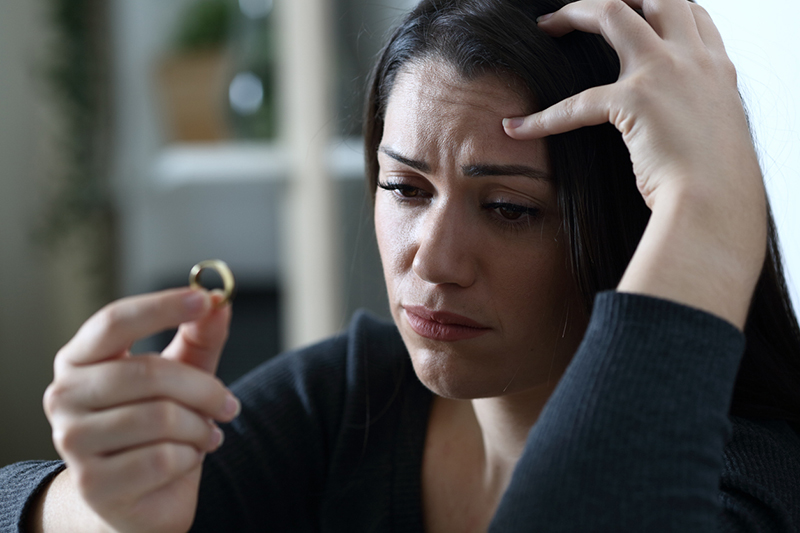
[
  {"xmin": 536, "ymin": 13, "xmax": 553, "ymax": 23},
  {"xmin": 209, "ymin": 427, "xmax": 225, "ymax": 450},
  {"xmin": 503, "ymin": 117, "xmax": 525, "ymax": 129},
  {"xmin": 184, "ymin": 290, "xmax": 209, "ymax": 313},
  {"xmin": 209, "ymin": 289, "xmax": 231, "ymax": 308},
  {"xmin": 223, "ymin": 394, "xmax": 241, "ymax": 418}
]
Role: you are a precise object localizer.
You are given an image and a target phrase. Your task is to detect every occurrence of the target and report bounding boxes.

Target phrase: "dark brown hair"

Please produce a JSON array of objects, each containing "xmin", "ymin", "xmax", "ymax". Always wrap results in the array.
[{"xmin": 363, "ymin": 0, "xmax": 800, "ymax": 421}]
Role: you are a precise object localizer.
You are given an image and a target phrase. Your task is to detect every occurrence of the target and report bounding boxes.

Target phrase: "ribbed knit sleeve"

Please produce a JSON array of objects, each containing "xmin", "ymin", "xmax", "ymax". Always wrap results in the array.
[
  {"xmin": 718, "ymin": 417, "xmax": 800, "ymax": 531},
  {"xmin": 491, "ymin": 291, "xmax": 747, "ymax": 532},
  {"xmin": 0, "ymin": 460, "xmax": 65, "ymax": 532}
]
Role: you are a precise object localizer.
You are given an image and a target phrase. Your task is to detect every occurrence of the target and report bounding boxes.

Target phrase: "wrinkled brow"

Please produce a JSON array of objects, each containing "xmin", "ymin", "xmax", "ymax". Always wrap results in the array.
[
  {"xmin": 462, "ymin": 164, "xmax": 548, "ymax": 181},
  {"xmin": 378, "ymin": 147, "xmax": 430, "ymax": 173},
  {"xmin": 379, "ymin": 146, "xmax": 548, "ymax": 181}
]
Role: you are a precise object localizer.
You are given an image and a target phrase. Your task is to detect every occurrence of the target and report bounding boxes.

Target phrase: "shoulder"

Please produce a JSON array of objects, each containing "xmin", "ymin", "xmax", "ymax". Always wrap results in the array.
[{"xmin": 719, "ymin": 416, "xmax": 800, "ymax": 531}]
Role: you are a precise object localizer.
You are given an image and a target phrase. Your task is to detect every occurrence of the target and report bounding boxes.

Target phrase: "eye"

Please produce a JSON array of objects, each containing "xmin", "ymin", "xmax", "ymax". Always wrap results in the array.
[
  {"xmin": 485, "ymin": 202, "xmax": 540, "ymax": 221},
  {"xmin": 377, "ymin": 181, "xmax": 429, "ymax": 199},
  {"xmin": 496, "ymin": 205, "xmax": 524, "ymax": 220},
  {"xmin": 397, "ymin": 186, "xmax": 421, "ymax": 198}
]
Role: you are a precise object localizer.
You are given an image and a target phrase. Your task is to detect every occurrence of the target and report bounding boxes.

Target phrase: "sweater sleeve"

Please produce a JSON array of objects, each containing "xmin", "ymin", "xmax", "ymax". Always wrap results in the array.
[
  {"xmin": 0, "ymin": 460, "xmax": 65, "ymax": 532},
  {"xmin": 491, "ymin": 291, "xmax": 747, "ymax": 532}
]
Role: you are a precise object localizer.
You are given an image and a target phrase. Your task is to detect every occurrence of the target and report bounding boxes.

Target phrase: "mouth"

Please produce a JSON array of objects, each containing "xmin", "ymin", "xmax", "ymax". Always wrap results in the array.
[{"xmin": 402, "ymin": 305, "xmax": 491, "ymax": 342}]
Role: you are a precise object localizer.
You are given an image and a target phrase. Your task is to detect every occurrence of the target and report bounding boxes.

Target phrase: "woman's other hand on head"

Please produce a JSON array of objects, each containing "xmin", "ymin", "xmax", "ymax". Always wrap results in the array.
[
  {"xmin": 504, "ymin": 0, "xmax": 766, "ymax": 328},
  {"xmin": 41, "ymin": 288, "xmax": 238, "ymax": 532}
]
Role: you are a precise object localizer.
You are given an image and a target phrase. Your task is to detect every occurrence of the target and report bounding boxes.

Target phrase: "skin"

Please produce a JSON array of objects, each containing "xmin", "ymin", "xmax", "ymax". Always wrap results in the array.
[{"xmin": 29, "ymin": 0, "xmax": 766, "ymax": 532}]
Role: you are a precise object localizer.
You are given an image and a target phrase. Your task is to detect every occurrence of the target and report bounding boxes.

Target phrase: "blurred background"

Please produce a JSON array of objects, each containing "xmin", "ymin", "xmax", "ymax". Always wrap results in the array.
[{"xmin": 0, "ymin": 0, "xmax": 798, "ymax": 467}]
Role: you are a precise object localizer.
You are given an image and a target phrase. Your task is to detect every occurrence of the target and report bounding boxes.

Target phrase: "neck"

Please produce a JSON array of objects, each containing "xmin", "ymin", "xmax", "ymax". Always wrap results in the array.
[
  {"xmin": 470, "ymin": 381, "xmax": 559, "ymax": 487},
  {"xmin": 422, "ymin": 381, "xmax": 564, "ymax": 533}
]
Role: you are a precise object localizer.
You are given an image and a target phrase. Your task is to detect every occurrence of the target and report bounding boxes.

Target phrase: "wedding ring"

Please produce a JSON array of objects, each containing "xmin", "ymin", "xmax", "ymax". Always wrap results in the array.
[{"xmin": 189, "ymin": 259, "xmax": 235, "ymax": 305}]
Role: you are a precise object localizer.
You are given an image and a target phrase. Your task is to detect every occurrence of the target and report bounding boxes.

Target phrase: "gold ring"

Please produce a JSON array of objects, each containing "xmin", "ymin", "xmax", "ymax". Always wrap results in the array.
[{"xmin": 189, "ymin": 260, "xmax": 235, "ymax": 305}]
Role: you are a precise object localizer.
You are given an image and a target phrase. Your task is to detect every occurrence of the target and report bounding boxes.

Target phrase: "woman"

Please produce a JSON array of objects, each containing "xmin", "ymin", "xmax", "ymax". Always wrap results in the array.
[{"xmin": 3, "ymin": 0, "xmax": 799, "ymax": 531}]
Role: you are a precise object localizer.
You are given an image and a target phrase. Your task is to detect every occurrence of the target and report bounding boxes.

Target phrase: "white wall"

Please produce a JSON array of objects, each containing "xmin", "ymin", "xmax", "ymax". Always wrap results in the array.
[{"xmin": 702, "ymin": 0, "xmax": 800, "ymax": 313}]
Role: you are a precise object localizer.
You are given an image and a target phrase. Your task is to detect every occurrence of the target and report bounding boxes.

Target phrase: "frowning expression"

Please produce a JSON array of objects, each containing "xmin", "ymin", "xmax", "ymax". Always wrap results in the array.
[{"xmin": 374, "ymin": 59, "xmax": 587, "ymax": 399}]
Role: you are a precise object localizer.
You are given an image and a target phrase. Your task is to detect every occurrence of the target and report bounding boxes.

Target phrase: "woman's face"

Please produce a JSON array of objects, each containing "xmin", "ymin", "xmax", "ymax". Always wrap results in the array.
[{"xmin": 375, "ymin": 59, "xmax": 588, "ymax": 400}]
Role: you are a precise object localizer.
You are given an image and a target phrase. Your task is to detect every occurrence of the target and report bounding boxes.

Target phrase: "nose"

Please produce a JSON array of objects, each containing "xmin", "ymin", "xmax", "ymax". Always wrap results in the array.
[{"xmin": 411, "ymin": 200, "xmax": 477, "ymax": 287}]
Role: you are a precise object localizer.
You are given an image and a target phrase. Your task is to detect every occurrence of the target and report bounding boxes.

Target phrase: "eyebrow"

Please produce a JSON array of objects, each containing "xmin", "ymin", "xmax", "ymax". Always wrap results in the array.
[
  {"xmin": 378, "ymin": 146, "xmax": 548, "ymax": 181},
  {"xmin": 378, "ymin": 147, "xmax": 430, "ymax": 173},
  {"xmin": 462, "ymin": 164, "xmax": 548, "ymax": 181}
]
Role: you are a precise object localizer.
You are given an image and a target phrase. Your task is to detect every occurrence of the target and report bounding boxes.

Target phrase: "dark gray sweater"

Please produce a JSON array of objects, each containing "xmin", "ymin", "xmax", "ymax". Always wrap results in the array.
[{"xmin": 2, "ymin": 292, "xmax": 799, "ymax": 531}]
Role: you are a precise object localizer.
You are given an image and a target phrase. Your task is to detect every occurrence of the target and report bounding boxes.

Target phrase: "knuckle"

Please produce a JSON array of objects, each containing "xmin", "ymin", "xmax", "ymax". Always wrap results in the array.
[
  {"xmin": 42, "ymin": 383, "xmax": 63, "ymax": 416},
  {"xmin": 56, "ymin": 423, "xmax": 85, "ymax": 454},
  {"xmin": 623, "ymin": 74, "xmax": 652, "ymax": 107},
  {"xmin": 54, "ymin": 345, "xmax": 70, "ymax": 364},
  {"xmin": 42, "ymin": 377, "xmax": 81, "ymax": 417},
  {"xmin": 129, "ymin": 355, "xmax": 162, "ymax": 386},
  {"xmin": 94, "ymin": 302, "xmax": 128, "ymax": 334},
  {"xmin": 598, "ymin": 0, "xmax": 626, "ymax": 24},
  {"xmin": 690, "ymin": 3, "xmax": 710, "ymax": 19},
  {"xmin": 719, "ymin": 57, "xmax": 737, "ymax": 82},
  {"xmin": 50, "ymin": 426, "xmax": 68, "ymax": 454},
  {"xmin": 625, "ymin": 74, "xmax": 646, "ymax": 97},
  {"xmin": 151, "ymin": 401, "xmax": 179, "ymax": 435},
  {"xmin": 559, "ymin": 95, "xmax": 583, "ymax": 123},
  {"xmin": 148, "ymin": 443, "xmax": 179, "ymax": 474},
  {"xmin": 563, "ymin": 94, "xmax": 581, "ymax": 117}
]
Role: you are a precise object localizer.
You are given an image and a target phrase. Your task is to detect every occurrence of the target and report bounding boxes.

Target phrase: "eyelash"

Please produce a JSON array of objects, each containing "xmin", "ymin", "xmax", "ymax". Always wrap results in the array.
[{"xmin": 376, "ymin": 180, "xmax": 542, "ymax": 230}]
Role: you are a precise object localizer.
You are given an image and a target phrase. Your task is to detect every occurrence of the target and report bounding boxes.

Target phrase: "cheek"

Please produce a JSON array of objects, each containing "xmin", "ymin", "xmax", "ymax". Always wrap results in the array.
[
  {"xmin": 490, "ymin": 242, "xmax": 574, "ymax": 322},
  {"xmin": 374, "ymin": 195, "xmax": 412, "ymax": 293}
]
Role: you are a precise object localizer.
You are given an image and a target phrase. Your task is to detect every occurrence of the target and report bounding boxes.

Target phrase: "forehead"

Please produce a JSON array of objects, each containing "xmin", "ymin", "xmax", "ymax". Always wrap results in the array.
[
  {"xmin": 386, "ymin": 58, "xmax": 531, "ymax": 123},
  {"xmin": 381, "ymin": 58, "xmax": 545, "ymax": 171}
]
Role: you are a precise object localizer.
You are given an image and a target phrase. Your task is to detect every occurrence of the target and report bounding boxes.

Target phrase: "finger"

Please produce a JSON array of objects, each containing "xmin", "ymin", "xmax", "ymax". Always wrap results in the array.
[
  {"xmin": 161, "ymin": 289, "xmax": 232, "ymax": 374},
  {"xmin": 61, "ymin": 288, "xmax": 213, "ymax": 366},
  {"xmin": 504, "ymin": 84, "xmax": 616, "ymax": 139},
  {"xmin": 689, "ymin": 3, "xmax": 726, "ymax": 55},
  {"xmin": 47, "ymin": 355, "xmax": 240, "ymax": 422},
  {"xmin": 537, "ymin": 0, "xmax": 660, "ymax": 55},
  {"xmin": 56, "ymin": 401, "xmax": 223, "ymax": 458},
  {"xmin": 75, "ymin": 443, "xmax": 203, "ymax": 508},
  {"xmin": 640, "ymin": 0, "xmax": 700, "ymax": 42}
]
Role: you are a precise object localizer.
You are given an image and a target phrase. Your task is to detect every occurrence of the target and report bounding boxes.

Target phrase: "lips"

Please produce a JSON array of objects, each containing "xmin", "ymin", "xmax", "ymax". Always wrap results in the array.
[{"xmin": 403, "ymin": 305, "xmax": 491, "ymax": 341}]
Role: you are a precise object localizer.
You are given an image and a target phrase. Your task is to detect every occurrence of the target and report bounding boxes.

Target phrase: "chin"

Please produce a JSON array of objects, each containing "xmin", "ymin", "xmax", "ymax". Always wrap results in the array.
[{"xmin": 408, "ymin": 347, "xmax": 524, "ymax": 400}]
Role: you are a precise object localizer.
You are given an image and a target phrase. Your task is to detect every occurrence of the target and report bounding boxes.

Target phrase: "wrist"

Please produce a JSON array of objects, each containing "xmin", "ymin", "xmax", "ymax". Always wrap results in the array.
[
  {"xmin": 31, "ymin": 469, "xmax": 116, "ymax": 533},
  {"xmin": 618, "ymin": 184, "xmax": 766, "ymax": 329}
]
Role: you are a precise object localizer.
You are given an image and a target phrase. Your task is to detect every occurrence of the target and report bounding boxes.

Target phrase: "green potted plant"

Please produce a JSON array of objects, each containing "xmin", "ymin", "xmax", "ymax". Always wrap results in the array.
[{"xmin": 157, "ymin": 0, "xmax": 234, "ymax": 141}]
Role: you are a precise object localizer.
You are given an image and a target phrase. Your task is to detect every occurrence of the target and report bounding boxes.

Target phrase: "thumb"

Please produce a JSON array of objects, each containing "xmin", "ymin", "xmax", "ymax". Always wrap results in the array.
[{"xmin": 161, "ymin": 289, "xmax": 232, "ymax": 374}]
